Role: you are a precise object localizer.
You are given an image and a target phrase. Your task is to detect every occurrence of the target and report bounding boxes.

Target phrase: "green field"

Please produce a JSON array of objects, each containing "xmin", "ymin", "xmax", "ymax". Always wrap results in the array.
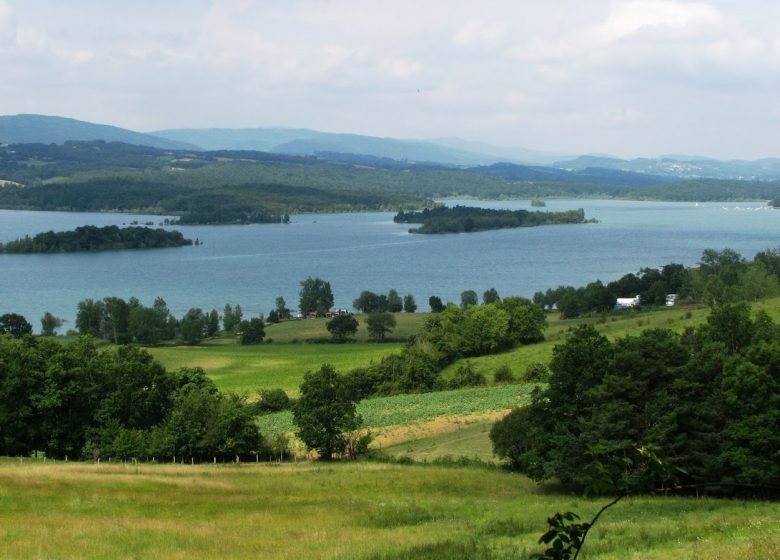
[
  {"xmin": 381, "ymin": 420, "xmax": 497, "ymax": 463},
  {"xmin": 149, "ymin": 340, "xmax": 404, "ymax": 395},
  {"xmin": 0, "ymin": 461, "xmax": 777, "ymax": 559}
]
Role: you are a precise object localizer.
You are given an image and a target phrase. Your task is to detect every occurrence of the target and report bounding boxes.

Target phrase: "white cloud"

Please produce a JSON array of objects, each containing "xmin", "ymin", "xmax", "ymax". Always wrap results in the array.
[
  {"xmin": 0, "ymin": 0, "xmax": 15, "ymax": 46},
  {"xmin": 453, "ymin": 18, "xmax": 506, "ymax": 47},
  {"xmin": 598, "ymin": 0, "xmax": 723, "ymax": 41}
]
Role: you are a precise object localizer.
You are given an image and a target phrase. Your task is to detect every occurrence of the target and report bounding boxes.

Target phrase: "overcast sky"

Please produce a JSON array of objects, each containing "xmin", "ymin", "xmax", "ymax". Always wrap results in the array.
[{"xmin": 2, "ymin": 0, "xmax": 780, "ymax": 159}]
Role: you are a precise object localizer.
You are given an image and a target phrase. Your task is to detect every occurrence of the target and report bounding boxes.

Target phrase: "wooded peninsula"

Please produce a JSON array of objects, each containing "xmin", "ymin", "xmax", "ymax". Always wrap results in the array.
[
  {"xmin": 393, "ymin": 205, "xmax": 591, "ymax": 233},
  {"xmin": 0, "ymin": 225, "xmax": 193, "ymax": 253}
]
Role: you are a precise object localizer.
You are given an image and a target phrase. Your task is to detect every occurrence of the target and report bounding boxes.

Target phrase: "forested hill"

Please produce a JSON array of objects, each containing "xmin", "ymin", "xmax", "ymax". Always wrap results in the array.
[
  {"xmin": 0, "ymin": 141, "xmax": 778, "ymax": 224},
  {"xmin": 0, "ymin": 225, "xmax": 193, "ymax": 253},
  {"xmin": 0, "ymin": 114, "xmax": 196, "ymax": 150}
]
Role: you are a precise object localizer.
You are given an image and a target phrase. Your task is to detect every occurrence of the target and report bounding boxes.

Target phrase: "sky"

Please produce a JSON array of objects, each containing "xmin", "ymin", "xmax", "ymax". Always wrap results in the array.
[{"xmin": 2, "ymin": 0, "xmax": 780, "ymax": 159}]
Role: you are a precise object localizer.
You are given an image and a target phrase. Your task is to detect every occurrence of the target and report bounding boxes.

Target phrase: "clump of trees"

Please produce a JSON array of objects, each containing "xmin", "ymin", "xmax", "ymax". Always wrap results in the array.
[
  {"xmin": 0, "ymin": 225, "xmax": 193, "ymax": 254},
  {"xmin": 394, "ymin": 205, "xmax": 589, "ymax": 234},
  {"xmin": 0, "ymin": 336, "xmax": 267, "ymax": 461},
  {"xmin": 490, "ymin": 303, "xmax": 780, "ymax": 491},
  {"xmin": 352, "ymin": 289, "xmax": 416, "ymax": 313},
  {"xmin": 345, "ymin": 298, "xmax": 547, "ymax": 397},
  {"xmin": 0, "ymin": 313, "xmax": 32, "ymax": 337},
  {"xmin": 299, "ymin": 277, "xmax": 334, "ymax": 316}
]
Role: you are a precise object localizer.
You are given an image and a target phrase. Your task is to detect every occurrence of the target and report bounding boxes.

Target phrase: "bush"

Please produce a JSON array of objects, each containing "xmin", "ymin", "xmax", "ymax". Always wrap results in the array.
[
  {"xmin": 255, "ymin": 388, "xmax": 291, "ymax": 413},
  {"xmin": 448, "ymin": 362, "xmax": 487, "ymax": 389},
  {"xmin": 522, "ymin": 362, "xmax": 550, "ymax": 382},
  {"xmin": 493, "ymin": 365, "xmax": 515, "ymax": 383}
]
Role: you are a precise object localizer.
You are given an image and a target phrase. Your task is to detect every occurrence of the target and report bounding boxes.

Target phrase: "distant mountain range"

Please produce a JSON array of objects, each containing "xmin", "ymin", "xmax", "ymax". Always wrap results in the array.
[
  {"xmin": 0, "ymin": 114, "xmax": 197, "ymax": 151},
  {"xmin": 555, "ymin": 155, "xmax": 780, "ymax": 181},
  {"xmin": 150, "ymin": 127, "xmax": 521, "ymax": 166},
  {"xmin": 3, "ymin": 114, "xmax": 780, "ymax": 180}
]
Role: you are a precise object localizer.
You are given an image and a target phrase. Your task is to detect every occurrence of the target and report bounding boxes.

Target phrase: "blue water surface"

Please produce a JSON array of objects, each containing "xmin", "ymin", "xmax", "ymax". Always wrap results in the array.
[{"xmin": 0, "ymin": 199, "xmax": 776, "ymax": 331}]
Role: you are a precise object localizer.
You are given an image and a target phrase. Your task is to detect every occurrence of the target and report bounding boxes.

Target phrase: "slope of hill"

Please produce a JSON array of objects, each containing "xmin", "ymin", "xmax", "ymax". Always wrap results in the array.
[
  {"xmin": 152, "ymin": 127, "xmax": 508, "ymax": 165},
  {"xmin": 0, "ymin": 114, "xmax": 198, "ymax": 151}
]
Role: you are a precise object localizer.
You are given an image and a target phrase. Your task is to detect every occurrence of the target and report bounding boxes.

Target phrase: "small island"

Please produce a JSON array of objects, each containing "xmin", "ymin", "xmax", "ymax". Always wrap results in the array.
[
  {"xmin": 394, "ymin": 205, "xmax": 593, "ymax": 234},
  {"xmin": 530, "ymin": 199, "xmax": 546, "ymax": 207},
  {"xmin": 0, "ymin": 225, "xmax": 193, "ymax": 253}
]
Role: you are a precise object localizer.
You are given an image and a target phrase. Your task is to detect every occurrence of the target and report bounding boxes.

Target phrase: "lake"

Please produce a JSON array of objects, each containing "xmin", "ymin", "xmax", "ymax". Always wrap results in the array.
[{"xmin": 0, "ymin": 199, "xmax": 777, "ymax": 331}]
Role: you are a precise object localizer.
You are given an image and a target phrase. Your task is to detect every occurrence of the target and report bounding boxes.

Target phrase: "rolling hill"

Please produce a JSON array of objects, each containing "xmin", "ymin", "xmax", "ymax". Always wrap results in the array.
[{"xmin": 0, "ymin": 114, "xmax": 198, "ymax": 151}]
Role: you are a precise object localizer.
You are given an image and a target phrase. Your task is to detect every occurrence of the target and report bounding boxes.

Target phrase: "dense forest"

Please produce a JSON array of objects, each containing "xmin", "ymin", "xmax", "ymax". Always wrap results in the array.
[
  {"xmin": 394, "ymin": 205, "xmax": 590, "ymax": 233},
  {"xmin": 491, "ymin": 304, "xmax": 780, "ymax": 492},
  {"xmin": 0, "ymin": 225, "xmax": 192, "ymax": 253},
  {"xmin": 0, "ymin": 337, "xmax": 266, "ymax": 461}
]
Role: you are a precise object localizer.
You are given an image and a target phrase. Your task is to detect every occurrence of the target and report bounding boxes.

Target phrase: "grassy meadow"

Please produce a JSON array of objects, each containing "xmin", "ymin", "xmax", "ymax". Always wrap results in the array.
[{"xmin": 0, "ymin": 460, "xmax": 777, "ymax": 560}]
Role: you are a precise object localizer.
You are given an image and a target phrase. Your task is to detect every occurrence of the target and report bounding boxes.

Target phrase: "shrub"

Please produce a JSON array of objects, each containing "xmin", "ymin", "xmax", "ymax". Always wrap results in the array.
[{"xmin": 493, "ymin": 365, "xmax": 515, "ymax": 383}]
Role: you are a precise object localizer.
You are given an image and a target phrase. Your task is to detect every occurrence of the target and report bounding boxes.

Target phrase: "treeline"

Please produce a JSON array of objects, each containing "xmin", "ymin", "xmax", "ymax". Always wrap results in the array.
[
  {"xmin": 74, "ymin": 297, "xmax": 266, "ymax": 346},
  {"xmin": 533, "ymin": 247, "xmax": 780, "ymax": 317},
  {"xmin": 0, "ymin": 336, "xmax": 267, "ymax": 461},
  {"xmin": 0, "ymin": 225, "xmax": 192, "ymax": 253},
  {"xmin": 345, "ymin": 296, "xmax": 546, "ymax": 396},
  {"xmin": 491, "ymin": 303, "xmax": 780, "ymax": 492},
  {"xmin": 394, "ymin": 205, "xmax": 589, "ymax": 234}
]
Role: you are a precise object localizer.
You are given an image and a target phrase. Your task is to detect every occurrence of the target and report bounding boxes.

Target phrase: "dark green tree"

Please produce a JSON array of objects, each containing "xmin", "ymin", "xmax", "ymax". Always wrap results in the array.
[
  {"xmin": 299, "ymin": 277, "xmax": 334, "ymax": 316},
  {"xmin": 239, "ymin": 317, "xmax": 265, "ymax": 345},
  {"xmin": 460, "ymin": 290, "xmax": 478, "ymax": 308},
  {"xmin": 366, "ymin": 312, "xmax": 396, "ymax": 341},
  {"xmin": 128, "ymin": 305, "xmax": 164, "ymax": 345},
  {"xmin": 76, "ymin": 299, "xmax": 104, "ymax": 337},
  {"xmin": 428, "ymin": 295, "xmax": 445, "ymax": 313},
  {"xmin": 483, "ymin": 287, "xmax": 501, "ymax": 304},
  {"xmin": 386, "ymin": 289, "xmax": 403, "ymax": 313},
  {"xmin": 274, "ymin": 296, "xmax": 291, "ymax": 320},
  {"xmin": 353, "ymin": 291, "xmax": 388, "ymax": 313},
  {"xmin": 40, "ymin": 312, "xmax": 63, "ymax": 336},
  {"xmin": 326, "ymin": 314, "xmax": 358, "ymax": 341},
  {"xmin": 180, "ymin": 308, "xmax": 207, "ymax": 345},
  {"xmin": 292, "ymin": 364, "xmax": 362, "ymax": 460},
  {"xmin": 0, "ymin": 313, "xmax": 33, "ymax": 337},
  {"xmin": 207, "ymin": 309, "xmax": 220, "ymax": 337},
  {"xmin": 403, "ymin": 293, "xmax": 417, "ymax": 313},
  {"xmin": 101, "ymin": 297, "xmax": 130, "ymax": 344}
]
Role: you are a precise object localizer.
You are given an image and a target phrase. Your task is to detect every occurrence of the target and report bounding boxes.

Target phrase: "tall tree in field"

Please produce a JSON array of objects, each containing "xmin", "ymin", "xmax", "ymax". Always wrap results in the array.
[
  {"xmin": 299, "ymin": 277, "xmax": 334, "ymax": 316},
  {"xmin": 386, "ymin": 289, "xmax": 403, "ymax": 313},
  {"xmin": 40, "ymin": 312, "xmax": 63, "ymax": 336},
  {"xmin": 293, "ymin": 364, "xmax": 361, "ymax": 460},
  {"xmin": 180, "ymin": 308, "xmax": 207, "ymax": 345},
  {"xmin": 326, "ymin": 314, "xmax": 359, "ymax": 341},
  {"xmin": 403, "ymin": 294, "xmax": 417, "ymax": 313},
  {"xmin": 366, "ymin": 312, "xmax": 396, "ymax": 340}
]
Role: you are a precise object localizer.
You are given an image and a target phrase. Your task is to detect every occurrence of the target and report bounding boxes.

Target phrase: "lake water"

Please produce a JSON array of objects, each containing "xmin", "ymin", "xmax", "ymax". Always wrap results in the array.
[{"xmin": 0, "ymin": 199, "xmax": 777, "ymax": 331}]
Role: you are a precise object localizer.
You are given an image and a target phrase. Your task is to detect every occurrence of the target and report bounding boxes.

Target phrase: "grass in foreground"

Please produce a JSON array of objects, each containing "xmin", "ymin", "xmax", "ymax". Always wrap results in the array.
[{"xmin": 0, "ymin": 460, "xmax": 777, "ymax": 559}]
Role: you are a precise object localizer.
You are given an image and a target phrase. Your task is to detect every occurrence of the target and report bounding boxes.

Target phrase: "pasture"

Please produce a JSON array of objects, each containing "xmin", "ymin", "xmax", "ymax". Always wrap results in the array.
[
  {"xmin": 0, "ymin": 460, "xmax": 777, "ymax": 559},
  {"xmin": 149, "ymin": 341, "xmax": 404, "ymax": 395}
]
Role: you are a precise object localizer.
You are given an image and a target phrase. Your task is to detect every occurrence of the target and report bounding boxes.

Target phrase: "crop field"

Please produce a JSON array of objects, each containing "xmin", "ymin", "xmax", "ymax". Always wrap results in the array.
[
  {"xmin": 256, "ymin": 383, "xmax": 538, "ymax": 442},
  {"xmin": 381, "ymin": 420, "xmax": 497, "ymax": 463},
  {"xmin": 0, "ymin": 460, "xmax": 777, "ymax": 559}
]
